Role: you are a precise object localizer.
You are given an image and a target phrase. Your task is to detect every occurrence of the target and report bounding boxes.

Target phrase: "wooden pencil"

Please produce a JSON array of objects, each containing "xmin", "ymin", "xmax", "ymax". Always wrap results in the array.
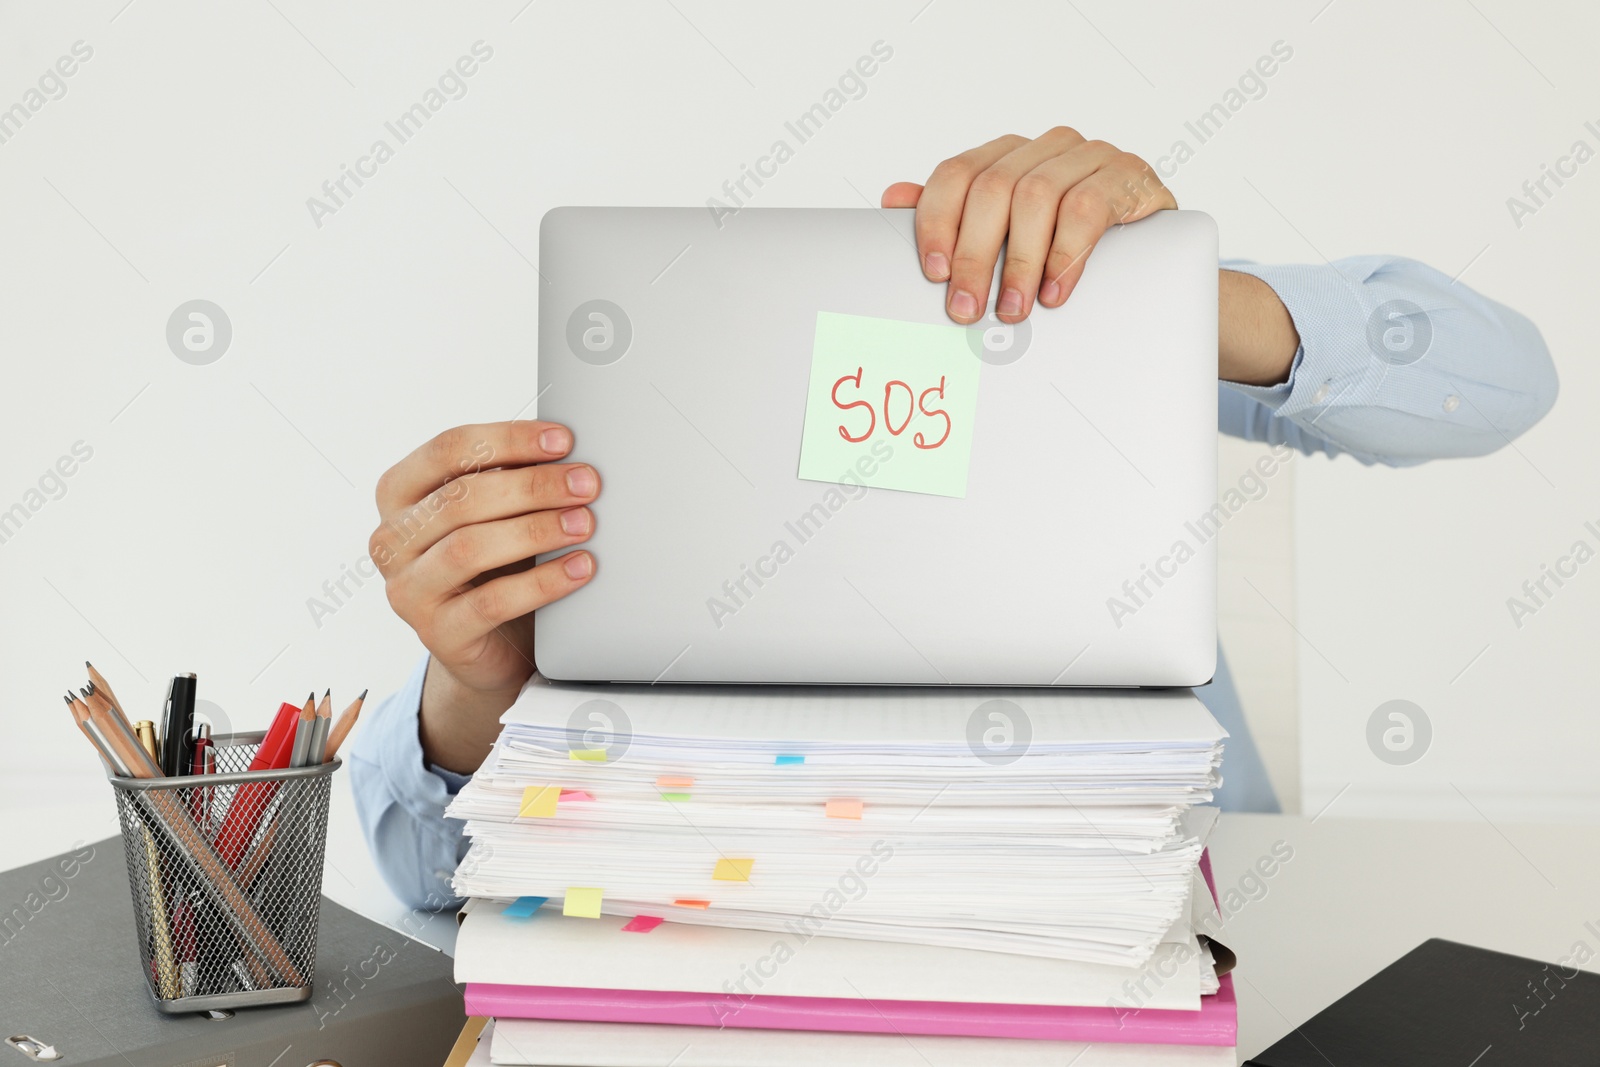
[
  {"xmin": 85, "ymin": 661, "xmax": 124, "ymax": 715},
  {"xmin": 323, "ymin": 689, "xmax": 367, "ymax": 762}
]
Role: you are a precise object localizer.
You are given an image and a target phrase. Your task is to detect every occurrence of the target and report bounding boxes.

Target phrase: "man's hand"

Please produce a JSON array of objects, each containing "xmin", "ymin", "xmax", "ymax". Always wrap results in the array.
[
  {"xmin": 369, "ymin": 420, "xmax": 598, "ymax": 771},
  {"xmin": 883, "ymin": 127, "xmax": 1176, "ymax": 326},
  {"xmin": 885, "ymin": 127, "xmax": 1299, "ymax": 385}
]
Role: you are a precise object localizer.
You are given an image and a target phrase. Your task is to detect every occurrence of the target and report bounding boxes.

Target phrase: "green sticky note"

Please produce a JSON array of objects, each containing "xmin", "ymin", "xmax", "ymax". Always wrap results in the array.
[{"xmin": 797, "ymin": 311, "xmax": 982, "ymax": 499}]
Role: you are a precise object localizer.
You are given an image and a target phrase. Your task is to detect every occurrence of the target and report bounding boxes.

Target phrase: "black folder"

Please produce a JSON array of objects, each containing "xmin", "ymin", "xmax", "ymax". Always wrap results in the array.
[
  {"xmin": 0, "ymin": 836, "xmax": 465, "ymax": 1066},
  {"xmin": 1246, "ymin": 937, "xmax": 1600, "ymax": 1066}
]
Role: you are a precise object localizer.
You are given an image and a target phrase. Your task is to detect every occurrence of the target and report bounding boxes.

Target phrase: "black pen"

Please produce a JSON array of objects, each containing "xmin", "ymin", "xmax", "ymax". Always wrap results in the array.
[{"xmin": 161, "ymin": 673, "xmax": 197, "ymax": 776}]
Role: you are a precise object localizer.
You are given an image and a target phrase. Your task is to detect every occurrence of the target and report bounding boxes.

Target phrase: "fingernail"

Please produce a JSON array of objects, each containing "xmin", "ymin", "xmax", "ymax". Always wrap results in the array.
[
  {"xmin": 997, "ymin": 288, "xmax": 1024, "ymax": 317},
  {"xmin": 560, "ymin": 507, "xmax": 589, "ymax": 535},
  {"xmin": 540, "ymin": 427, "xmax": 571, "ymax": 454},
  {"xmin": 1040, "ymin": 278, "xmax": 1061, "ymax": 305},
  {"xmin": 948, "ymin": 289, "xmax": 978, "ymax": 320},
  {"xmin": 566, "ymin": 466, "xmax": 597, "ymax": 496},
  {"xmin": 563, "ymin": 552, "xmax": 593, "ymax": 580},
  {"xmin": 925, "ymin": 252, "xmax": 950, "ymax": 280}
]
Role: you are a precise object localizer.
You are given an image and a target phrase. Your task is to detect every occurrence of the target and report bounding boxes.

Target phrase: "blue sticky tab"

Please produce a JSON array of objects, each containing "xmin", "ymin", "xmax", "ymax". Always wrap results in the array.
[
  {"xmin": 503, "ymin": 895, "xmax": 549, "ymax": 919},
  {"xmin": 775, "ymin": 754, "xmax": 805, "ymax": 765}
]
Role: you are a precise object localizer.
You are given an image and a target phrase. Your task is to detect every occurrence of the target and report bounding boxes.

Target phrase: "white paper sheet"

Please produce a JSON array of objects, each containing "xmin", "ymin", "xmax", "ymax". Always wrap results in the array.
[{"xmin": 486, "ymin": 1017, "xmax": 1236, "ymax": 1067}]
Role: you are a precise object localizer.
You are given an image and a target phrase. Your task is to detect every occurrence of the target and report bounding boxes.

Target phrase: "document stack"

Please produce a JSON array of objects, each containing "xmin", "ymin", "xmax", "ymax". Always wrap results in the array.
[{"xmin": 447, "ymin": 676, "xmax": 1237, "ymax": 1066}]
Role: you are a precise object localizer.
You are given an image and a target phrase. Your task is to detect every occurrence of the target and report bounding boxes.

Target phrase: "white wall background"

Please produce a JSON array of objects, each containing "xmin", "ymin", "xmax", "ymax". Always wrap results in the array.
[{"xmin": 2, "ymin": 0, "xmax": 1594, "ymax": 866}]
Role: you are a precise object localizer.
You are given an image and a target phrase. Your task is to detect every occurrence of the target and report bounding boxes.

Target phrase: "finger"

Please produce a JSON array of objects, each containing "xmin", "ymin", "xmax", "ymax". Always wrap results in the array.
[
  {"xmin": 375, "ymin": 420, "xmax": 575, "ymax": 515},
  {"xmin": 881, "ymin": 182, "xmax": 924, "ymax": 209},
  {"xmin": 946, "ymin": 127, "xmax": 1089, "ymax": 323},
  {"xmin": 914, "ymin": 134, "xmax": 1028, "ymax": 284},
  {"xmin": 996, "ymin": 139, "xmax": 1119, "ymax": 320},
  {"xmin": 372, "ymin": 462, "xmax": 600, "ymax": 570},
  {"xmin": 443, "ymin": 551, "xmax": 596, "ymax": 633},
  {"xmin": 1040, "ymin": 154, "xmax": 1177, "ymax": 308},
  {"xmin": 411, "ymin": 506, "xmax": 594, "ymax": 598}
]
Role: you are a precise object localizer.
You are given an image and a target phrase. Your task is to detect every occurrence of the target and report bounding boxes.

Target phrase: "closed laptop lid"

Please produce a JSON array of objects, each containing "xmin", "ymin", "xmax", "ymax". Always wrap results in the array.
[{"xmin": 535, "ymin": 207, "xmax": 1217, "ymax": 686}]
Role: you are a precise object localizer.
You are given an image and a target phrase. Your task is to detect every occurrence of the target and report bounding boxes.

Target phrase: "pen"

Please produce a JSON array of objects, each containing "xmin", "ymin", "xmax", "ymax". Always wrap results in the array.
[
  {"xmin": 161, "ymin": 673, "xmax": 197, "ymax": 777},
  {"xmin": 134, "ymin": 720, "xmax": 160, "ymax": 766}
]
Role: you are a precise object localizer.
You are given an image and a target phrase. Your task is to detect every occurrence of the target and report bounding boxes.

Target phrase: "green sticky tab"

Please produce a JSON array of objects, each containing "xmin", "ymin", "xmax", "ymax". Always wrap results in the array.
[
  {"xmin": 797, "ymin": 311, "xmax": 982, "ymax": 499},
  {"xmin": 659, "ymin": 792, "xmax": 692, "ymax": 802}
]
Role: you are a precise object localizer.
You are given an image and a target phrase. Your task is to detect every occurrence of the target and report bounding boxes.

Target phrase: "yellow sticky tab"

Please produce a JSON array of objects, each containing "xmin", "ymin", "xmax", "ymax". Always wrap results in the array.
[
  {"xmin": 712, "ymin": 858, "xmax": 754, "ymax": 882},
  {"xmin": 825, "ymin": 799, "xmax": 864, "ymax": 820},
  {"xmin": 569, "ymin": 749, "xmax": 607, "ymax": 762},
  {"xmin": 518, "ymin": 786, "xmax": 560, "ymax": 818},
  {"xmin": 564, "ymin": 887, "xmax": 603, "ymax": 918}
]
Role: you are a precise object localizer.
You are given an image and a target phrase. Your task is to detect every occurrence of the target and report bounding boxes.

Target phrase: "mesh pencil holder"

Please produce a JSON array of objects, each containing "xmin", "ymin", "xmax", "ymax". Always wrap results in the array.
[{"xmin": 108, "ymin": 731, "xmax": 339, "ymax": 1013}]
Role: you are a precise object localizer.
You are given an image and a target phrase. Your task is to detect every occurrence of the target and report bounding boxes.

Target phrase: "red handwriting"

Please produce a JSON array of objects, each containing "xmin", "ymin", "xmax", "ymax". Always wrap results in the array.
[{"xmin": 832, "ymin": 368, "xmax": 951, "ymax": 450}]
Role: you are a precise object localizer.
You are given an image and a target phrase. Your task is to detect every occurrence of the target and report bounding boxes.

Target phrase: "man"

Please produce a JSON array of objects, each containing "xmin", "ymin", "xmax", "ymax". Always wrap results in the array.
[{"xmin": 350, "ymin": 129, "xmax": 1557, "ymax": 909}]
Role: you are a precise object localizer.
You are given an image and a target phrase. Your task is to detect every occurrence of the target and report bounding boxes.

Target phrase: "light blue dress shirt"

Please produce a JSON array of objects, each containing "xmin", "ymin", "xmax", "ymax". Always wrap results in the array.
[{"xmin": 350, "ymin": 255, "xmax": 1558, "ymax": 910}]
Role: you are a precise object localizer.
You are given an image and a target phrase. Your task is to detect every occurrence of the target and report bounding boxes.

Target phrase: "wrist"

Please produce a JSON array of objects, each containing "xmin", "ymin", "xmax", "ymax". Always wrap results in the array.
[
  {"xmin": 418, "ymin": 657, "xmax": 523, "ymax": 774},
  {"xmin": 1218, "ymin": 269, "xmax": 1299, "ymax": 387}
]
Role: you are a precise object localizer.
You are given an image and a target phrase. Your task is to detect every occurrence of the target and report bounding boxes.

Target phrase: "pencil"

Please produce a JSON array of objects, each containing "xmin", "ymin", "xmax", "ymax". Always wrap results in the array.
[
  {"xmin": 323, "ymin": 689, "xmax": 366, "ymax": 763},
  {"xmin": 82, "ymin": 689, "xmax": 160, "ymax": 779},
  {"xmin": 66, "ymin": 694, "xmax": 121, "ymax": 774},
  {"xmin": 309, "ymin": 689, "xmax": 332, "ymax": 764},
  {"xmin": 85, "ymin": 661, "xmax": 124, "ymax": 715},
  {"xmin": 289, "ymin": 692, "xmax": 316, "ymax": 769}
]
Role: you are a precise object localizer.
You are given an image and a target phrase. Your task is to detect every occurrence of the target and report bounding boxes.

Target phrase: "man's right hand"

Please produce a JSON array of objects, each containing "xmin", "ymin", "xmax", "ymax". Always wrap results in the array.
[{"xmin": 369, "ymin": 420, "xmax": 599, "ymax": 767}]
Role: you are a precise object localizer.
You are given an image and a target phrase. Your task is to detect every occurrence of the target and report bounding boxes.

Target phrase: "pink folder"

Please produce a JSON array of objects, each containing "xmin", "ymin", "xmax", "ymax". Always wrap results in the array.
[
  {"xmin": 463, "ymin": 853, "xmax": 1236, "ymax": 1046},
  {"xmin": 466, "ymin": 974, "xmax": 1235, "ymax": 1045}
]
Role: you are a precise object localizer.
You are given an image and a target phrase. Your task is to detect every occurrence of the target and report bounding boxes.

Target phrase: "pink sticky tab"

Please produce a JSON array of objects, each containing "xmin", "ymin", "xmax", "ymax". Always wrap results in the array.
[
  {"xmin": 561, "ymin": 790, "xmax": 596, "ymax": 802},
  {"xmin": 622, "ymin": 915, "xmax": 664, "ymax": 933},
  {"xmin": 826, "ymin": 799, "xmax": 864, "ymax": 820}
]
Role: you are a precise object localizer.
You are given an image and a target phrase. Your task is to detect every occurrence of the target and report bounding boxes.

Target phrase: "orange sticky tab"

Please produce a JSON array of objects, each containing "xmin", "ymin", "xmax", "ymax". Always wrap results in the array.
[
  {"xmin": 656, "ymin": 775, "xmax": 694, "ymax": 789},
  {"xmin": 518, "ymin": 785, "xmax": 560, "ymax": 818},
  {"xmin": 825, "ymin": 799, "xmax": 864, "ymax": 820},
  {"xmin": 673, "ymin": 899, "xmax": 711, "ymax": 909},
  {"xmin": 563, "ymin": 887, "xmax": 603, "ymax": 918},
  {"xmin": 712, "ymin": 858, "xmax": 754, "ymax": 882}
]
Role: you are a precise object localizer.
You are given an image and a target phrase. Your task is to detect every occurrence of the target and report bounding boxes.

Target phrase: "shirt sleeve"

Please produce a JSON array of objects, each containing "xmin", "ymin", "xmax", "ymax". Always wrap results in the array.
[
  {"xmin": 1217, "ymin": 256, "xmax": 1558, "ymax": 466},
  {"xmin": 347, "ymin": 654, "xmax": 472, "ymax": 912}
]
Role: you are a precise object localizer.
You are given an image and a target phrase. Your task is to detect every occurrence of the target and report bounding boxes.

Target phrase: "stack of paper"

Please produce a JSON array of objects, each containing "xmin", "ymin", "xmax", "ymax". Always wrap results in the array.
[{"xmin": 448, "ymin": 676, "xmax": 1236, "ymax": 1064}]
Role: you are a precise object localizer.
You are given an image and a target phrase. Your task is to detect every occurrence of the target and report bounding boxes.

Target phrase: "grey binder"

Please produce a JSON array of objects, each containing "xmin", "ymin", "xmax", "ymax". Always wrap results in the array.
[{"xmin": 0, "ymin": 837, "xmax": 465, "ymax": 1066}]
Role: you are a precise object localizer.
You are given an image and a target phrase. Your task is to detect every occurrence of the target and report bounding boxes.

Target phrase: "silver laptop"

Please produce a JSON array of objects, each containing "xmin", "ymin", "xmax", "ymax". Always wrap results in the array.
[{"xmin": 534, "ymin": 207, "xmax": 1217, "ymax": 686}]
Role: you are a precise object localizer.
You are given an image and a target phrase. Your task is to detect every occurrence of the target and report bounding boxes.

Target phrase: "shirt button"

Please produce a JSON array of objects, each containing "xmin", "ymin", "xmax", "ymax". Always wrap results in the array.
[
  {"xmin": 1311, "ymin": 383, "xmax": 1330, "ymax": 404},
  {"xmin": 1443, "ymin": 394, "xmax": 1461, "ymax": 413}
]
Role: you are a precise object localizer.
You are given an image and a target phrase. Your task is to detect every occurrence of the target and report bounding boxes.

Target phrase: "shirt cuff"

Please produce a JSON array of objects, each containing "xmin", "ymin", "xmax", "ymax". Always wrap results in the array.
[{"xmin": 1218, "ymin": 259, "xmax": 1371, "ymax": 417}]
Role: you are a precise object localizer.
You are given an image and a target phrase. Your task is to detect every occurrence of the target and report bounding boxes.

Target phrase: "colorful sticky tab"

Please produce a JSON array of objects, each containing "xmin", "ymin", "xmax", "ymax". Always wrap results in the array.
[
  {"xmin": 503, "ymin": 896, "xmax": 548, "ymax": 919},
  {"xmin": 775, "ymin": 754, "xmax": 805, "ymax": 765},
  {"xmin": 563, "ymin": 887, "xmax": 604, "ymax": 918},
  {"xmin": 569, "ymin": 749, "xmax": 607, "ymax": 762},
  {"xmin": 518, "ymin": 785, "xmax": 560, "ymax": 818},
  {"xmin": 825, "ymin": 799, "xmax": 864, "ymax": 820},
  {"xmin": 660, "ymin": 792, "xmax": 692, "ymax": 802},
  {"xmin": 713, "ymin": 858, "xmax": 755, "ymax": 882},
  {"xmin": 656, "ymin": 775, "xmax": 694, "ymax": 789},
  {"xmin": 622, "ymin": 915, "xmax": 664, "ymax": 933},
  {"xmin": 673, "ymin": 899, "xmax": 711, "ymax": 909},
  {"xmin": 560, "ymin": 789, "xmax": 596, "ymax": 802}
]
